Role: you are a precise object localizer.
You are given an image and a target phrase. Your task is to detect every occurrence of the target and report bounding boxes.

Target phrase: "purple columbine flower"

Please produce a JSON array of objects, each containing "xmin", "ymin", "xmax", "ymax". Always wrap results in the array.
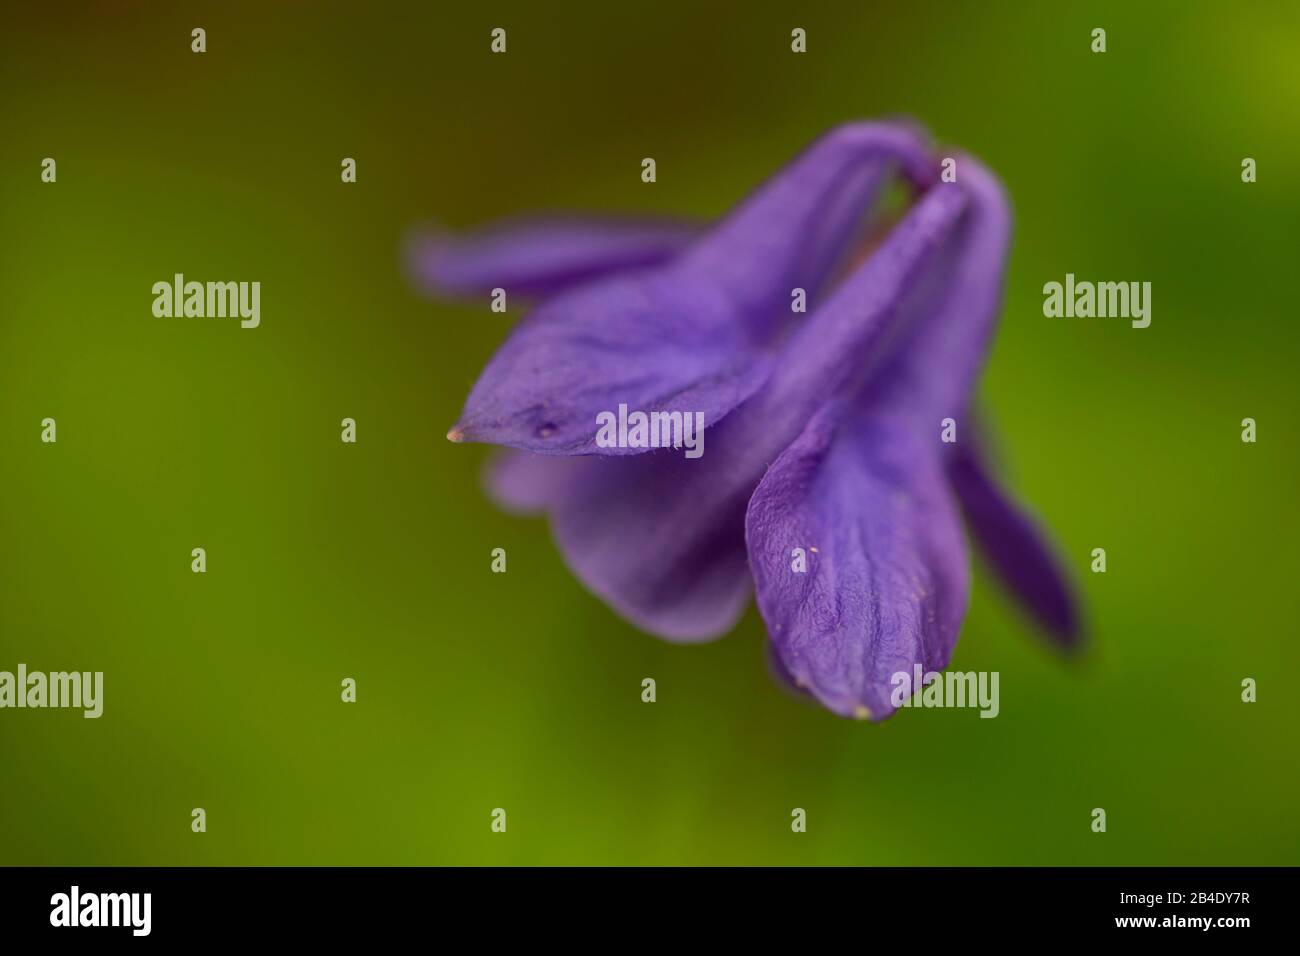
[{"xmin": 410, "ymin": 121, "xmax": 1079, "ymax": 720}]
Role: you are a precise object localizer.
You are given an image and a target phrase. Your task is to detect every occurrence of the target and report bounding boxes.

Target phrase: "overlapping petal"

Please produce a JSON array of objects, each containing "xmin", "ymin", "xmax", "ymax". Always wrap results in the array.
[
  {"xmin": 489, "ymin": 433, "xmax": 1082, "ymax": 652},
  {"xmin": 447, "ymin": 272, "xmax": 776, "ymax": 454},
  {"xmin": 746, "ymin": 157, "xmax": 1010, "ymax": 719},
  {"xmin": 746, "ymin": 403, "xmax": 968, "ymax": 718},
  {"xmin": 446, "ymin": 122, "xmax": 935, "ymax": 455},
  {"xmin": 426, "ymin": 128, "xmax": 1083, "ymax": 718},
  {"xmin": 546, "ymin": 183, "xmax": 969, "ymax": 640}
]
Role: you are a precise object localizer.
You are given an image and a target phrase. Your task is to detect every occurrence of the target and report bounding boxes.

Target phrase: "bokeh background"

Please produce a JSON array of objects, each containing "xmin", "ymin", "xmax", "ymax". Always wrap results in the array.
[{"xmin": 1, "ymin": 1, "xmax": 1297, "ymax": 865}]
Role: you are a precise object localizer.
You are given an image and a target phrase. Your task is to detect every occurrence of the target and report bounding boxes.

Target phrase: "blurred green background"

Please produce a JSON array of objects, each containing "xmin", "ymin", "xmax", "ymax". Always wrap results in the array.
[{"xmin": 1, "ymin": 1, "xmax": 1296, "ymax": 865}]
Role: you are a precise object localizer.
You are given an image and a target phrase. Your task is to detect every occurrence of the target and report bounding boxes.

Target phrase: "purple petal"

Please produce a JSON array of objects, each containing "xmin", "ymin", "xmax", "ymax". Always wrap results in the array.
[
  {"xmin": 542, "ymin": 185, "xmax": 969, "ymax": 641},
  {"xmin": 853, "ymin": 154, "xmax": 1011, "ymax": 426},
  {"xmin": 745, "ymin": 402, "xmax": 969, "ymax": 720},
  {"xmin": 946, "ymin": 439, "xmax": 1081, "ymax": 647},
  {"xmin": 484, "ymin": 449, "xmax": 584, "ymax": 515},
  {"xmin": 448, "ymin": 271, "xmax": 775, "ymax": 454},
  {"xmin": 486, "ymin": 448, "xmax": 753, "ymax": 640},
  {"xmin": 405, "ymin": 217, "xmax": 699, "ymax": 300},
  {"xmin": 745, "ymin": 158, "xmax": 1011, "ymax": 719},
  {"xmin": 748, "ymin": 182, "xmax": 969, "ymax": 427},
  {"xmin": 865, "ymin": 160, "xmax": 1079, "ymax": 643},
  {"xmin": 673, "ymin": 121, "xmax": 936, "ymax": 327},
  {"xmin": 548, "ymin": 448, "xmax": 755, "ymax": 641},
  {"xmin": 449, "ymin": 122, "xmax": 939, "ymax": 455}
]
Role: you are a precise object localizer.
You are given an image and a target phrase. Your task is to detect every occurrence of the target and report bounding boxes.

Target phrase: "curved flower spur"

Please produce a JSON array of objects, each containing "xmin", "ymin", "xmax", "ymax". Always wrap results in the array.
[{"xmin": 411, "ymin": 121, "xmax": 1080, "ymax": 720}]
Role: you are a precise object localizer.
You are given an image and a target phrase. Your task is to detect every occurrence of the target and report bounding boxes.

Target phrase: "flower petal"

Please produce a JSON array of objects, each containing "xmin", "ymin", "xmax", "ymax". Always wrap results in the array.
[
  {"xmin": 851, "ymin": 154, "xmax": 1011, "ymax": 426},
  {"xmin": 746, "ymin": 157, "xmax": 1012, "ymax": 719},
  {"xmin": 448, "ymin": 271, "xmax": 776, "ymax": 454},
  {"xmin": 866, "ymin": 160, "xmax": 1079, "ymax": 643},
  {"xmin": 546, "ymin": 447, "xmax": 755, "ymax": 641},
  {"xmin": 673, "ymin": 121, "xmax": 936, "ymax": 327},
  {"xmin": 406, "ymin": 217, "xmax": 699, "ymax": 300},
  {"xmin": 484, "ymin": 448, "xmax": 584, "ymax": 515},
  {"xmin": 946, "ymin": 438, "xmax": 1081, "ymax": 646},
  {"xmin": 448, "ymin": 122, "xmax": 938, "ymax": 455},
  {"xmin": 486, "ymin": 447, "xmax": 753, "ymax": 639},
  {"xmin": 745, "ymin": 402, "xmax": 969, "ymax": 720},
  {"xmin": 542, "ymin": 184, "xmax": 970, "ymax": 641}
]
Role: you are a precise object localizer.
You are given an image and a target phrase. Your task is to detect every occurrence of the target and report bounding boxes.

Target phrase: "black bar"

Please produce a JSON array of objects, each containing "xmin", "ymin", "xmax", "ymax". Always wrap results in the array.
[{"xmin": 0, "ymin": 867, "xmax": 1286, "ymax": 941}]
